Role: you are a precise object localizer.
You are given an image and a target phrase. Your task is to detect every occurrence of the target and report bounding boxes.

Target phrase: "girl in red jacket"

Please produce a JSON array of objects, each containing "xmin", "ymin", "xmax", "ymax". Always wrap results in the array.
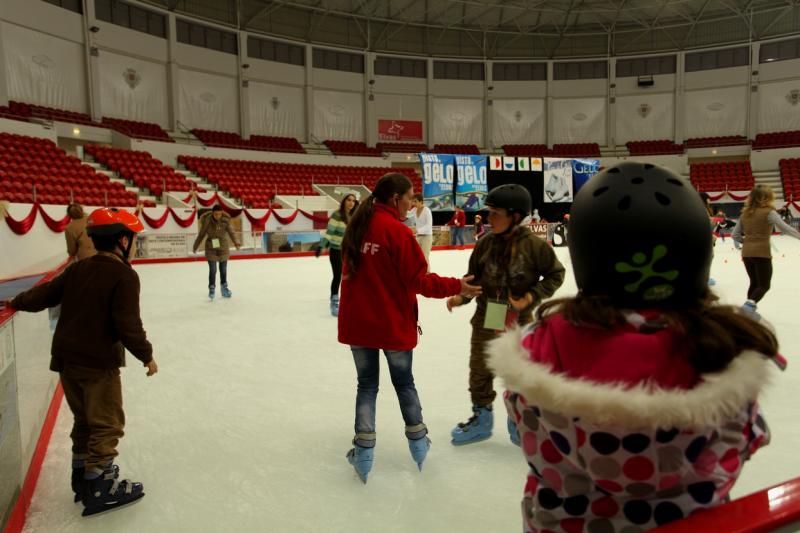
[{"xmin": 338, "ymin": 173, "xmax": 481, "ymax": 483}]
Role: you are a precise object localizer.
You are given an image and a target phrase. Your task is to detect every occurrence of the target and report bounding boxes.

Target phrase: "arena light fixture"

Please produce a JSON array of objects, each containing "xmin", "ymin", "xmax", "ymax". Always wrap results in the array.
[{"xmin": 72, "ymin": 128, "xmax": 80, "ymax": 136}]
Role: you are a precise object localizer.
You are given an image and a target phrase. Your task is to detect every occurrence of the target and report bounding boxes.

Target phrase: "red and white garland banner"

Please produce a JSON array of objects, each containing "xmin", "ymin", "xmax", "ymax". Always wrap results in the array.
[
  {"xmin": 2, "ymin": 203, "xmax": 328, "ymax": 234},
  {"xmin": 181, "ymin": 191, "xmax": 225, "ymax": 207},
  {"xmin": 705, "ymin": 190, "xmax": 750, "ymax": 202}
]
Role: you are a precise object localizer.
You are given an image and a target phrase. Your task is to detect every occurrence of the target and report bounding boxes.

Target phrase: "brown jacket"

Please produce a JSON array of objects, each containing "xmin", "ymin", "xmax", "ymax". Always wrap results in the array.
[
  {"xmin": 11, "ymin": 254, "xmax": 153, "ymax": 371},
  {"xmin": 740, "ymin": 207, "xmax": 774, "ymax": 258},
  {"xmin": 465, "ymin": 227, "xmax": 566, "ymax": 328},
  {"xmin": 193, "ymin": 212, "xmax": 238, "ymax": 261},
  {"xmin": 65, "ymin": 217, "xmax": 96, "ymax": 261}
]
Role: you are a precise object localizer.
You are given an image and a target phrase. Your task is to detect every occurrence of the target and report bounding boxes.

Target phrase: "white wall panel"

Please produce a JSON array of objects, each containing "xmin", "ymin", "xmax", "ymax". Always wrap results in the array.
[
  {"xmin": 432, "ymin": 97, "xmax": 482, "ymax": 145},
  {"xmin": 491, "ymin": 99, "xmax": 545, "ymax": 145},
  {"xmin": 312, "ymin": 89, "xmax": 364, "ymax": 141},
  {"xmin": 99, "ymin": 51, "xmax": 168, "ymax": 126},
  {"xmin": 552, "ymin": 97, "xmax": 606, "ymax": 144},
  {"xmin": 178, "ymin": 69, "xmax": 239, "ymax": 131},
  {"xmin": 248, "ymin": 81, "xmax": 305, "ymax": 138},
  {"xmin": 684, "ymin": 86, "xmax": 747, "ymax": 138},
  {"xmin": 615, "ymin": 92, "xmax": 674, "ymax": 144}
]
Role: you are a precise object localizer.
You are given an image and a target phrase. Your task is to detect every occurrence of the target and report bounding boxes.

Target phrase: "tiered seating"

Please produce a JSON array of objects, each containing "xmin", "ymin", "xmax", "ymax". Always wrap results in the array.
[
  {"xmin": 690, "ymin": 161, "xmax": 754, "ymax": 192},
  {"xmin": 552, "ymin": 143, "xmax": 601, "ymax": 157},
  {"xmin": 191, "ymin": 129, "xmax": 305, "ymax": 153},
  {"xmin": 685, "ymin": 136, "xmax": 749, "ymax": 148},
  {"xmin": 376, "ymin": 143, "xmax": 428, "ymax": 153},
  {"xmin": 178, "ymin": 155, "xmax": 421, "ymax": 208},
  {"xmin": 626, "ymin": 140, "xmax": 684, "ymax": 155},
  {"xmin": 503, "ymin": 144, "xmax": 550, "ymax": 156},
  {"xmin": 779, "ymin": 158, "xmax": 800, "ymax": 201},
  {"xmin": 433, "ymin": 144, "xmax": 480, "ymax": 155},
  {"xmin": 0, "ymin": 132, "xmax": 137, "ymax": 206},
  {"xmin": 85, "ymin": 145, "xmax": 201, "ymax": 198},
  {"xmin": 0, "ymin": 101, "xmax": 96, "ymax": 125},
  {"xmin": 324, "ymin": 140, "xmax": 382, "ymax": 157},
  {"xmin": 101, "ymin": 117, "xmax": 173, "ymax": 142},
  {"xmin": 754, "ymin": 131, "xmax": 800, "ymax": 150}
]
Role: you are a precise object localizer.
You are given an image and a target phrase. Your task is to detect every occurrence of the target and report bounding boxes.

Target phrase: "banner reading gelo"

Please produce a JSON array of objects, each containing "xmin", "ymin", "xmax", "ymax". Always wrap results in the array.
[
  {"xmin": 419, "ymin": 153, "xmax": 455, "ymax": 211},
  {"xmin": 455, "ymin": 155, "xmax": 488, "ymax": 211},
  {"xmin": 378, "ymin": 119, "xmax": 424, "ymax": 142},
  {"xmin": 572, "ymin": 159, "xmax": 600, "ymax": 194}
]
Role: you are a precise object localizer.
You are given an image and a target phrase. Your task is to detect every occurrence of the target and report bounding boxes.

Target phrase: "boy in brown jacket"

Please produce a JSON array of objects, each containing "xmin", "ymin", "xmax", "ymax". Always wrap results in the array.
[{"xmin": 6, "ymin": 208, "xmax": 158, "ymax": 516}]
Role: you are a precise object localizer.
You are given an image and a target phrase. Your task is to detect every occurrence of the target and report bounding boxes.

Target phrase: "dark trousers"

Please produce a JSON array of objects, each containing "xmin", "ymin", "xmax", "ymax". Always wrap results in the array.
[
  {"xmin": 469, "ymin": 327, "xmax": 502, "ymax": 406},
  {"xmin": 208, "ymin": 260, "xmax": 228, "ymax": 288},
  {"xmin": 60, "ymin": 366, "xmax": 125, "ymax": 470},
  {"xmin": 743, "ymin": 257, "xmax": 773, "ymax": 303},
  {"xmin": 329, "ymin": 248, "xmax": 342, "ymax": 296}
]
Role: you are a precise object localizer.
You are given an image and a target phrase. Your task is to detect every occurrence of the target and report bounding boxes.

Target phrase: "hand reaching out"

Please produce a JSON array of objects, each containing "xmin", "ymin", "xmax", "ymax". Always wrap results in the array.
[{"xmin": 460, "ymin": 275, "xmax": 481, "ymax": 298}]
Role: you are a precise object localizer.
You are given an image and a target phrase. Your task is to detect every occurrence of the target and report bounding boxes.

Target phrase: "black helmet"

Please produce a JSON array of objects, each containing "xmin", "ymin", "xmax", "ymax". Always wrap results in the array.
[
  {"xmin": 568, "ymin": 162, "xmax": 712, "ymax": 308},
  {"xmin": 485, "ymin": 184, "xmax": 531, "ymax": 220}
]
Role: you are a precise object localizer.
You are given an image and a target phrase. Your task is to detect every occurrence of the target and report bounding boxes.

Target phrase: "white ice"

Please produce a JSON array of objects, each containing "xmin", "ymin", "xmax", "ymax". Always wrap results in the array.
[{"xmin": 21, "ymin": 238, "xmax": 800, "ymax": 533}]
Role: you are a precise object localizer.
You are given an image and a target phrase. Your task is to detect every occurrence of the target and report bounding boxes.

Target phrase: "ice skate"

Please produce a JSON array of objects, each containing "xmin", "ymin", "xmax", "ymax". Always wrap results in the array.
[
  {"xmin": 451, "ymin": 406, "xmax": 493, "ymax": 445},
  {"xmin": 507, "ymin": 417, "xmax": 521, "ymax": 447},
  {"xmin": 81, "ymin": 465, "xmax": 144, "ymax": 517},
  {"xmin": 741, "ymin": 300, "xmax": 760, "ymax": 319},
  {"xmin": 346, "ymin": 444, "xmax": 373, "ymax": 484},
  {"xmin": 330, "ymin": 295, "xmax": 340, "ymax": 317},
  {"xmin": 73, "ymin": 464, "xmax": 119, "ymax": 503},
  {"xmin": 221, "ymin": 284, "xmax": 232, "ymax": 298},
  {"xmin": 408, "ymin": 436, "xmax": 431, "ymax": 470},
  {"xmin": 208, "ymin": 286, "xmax": 215, "ymax": 300}
]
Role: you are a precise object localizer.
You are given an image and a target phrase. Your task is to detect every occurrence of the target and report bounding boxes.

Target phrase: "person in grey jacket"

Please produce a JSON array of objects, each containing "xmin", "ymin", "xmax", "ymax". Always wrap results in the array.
[{"xmin": 193, "ymin": 205, "xmax": 240, "ymax": 299}]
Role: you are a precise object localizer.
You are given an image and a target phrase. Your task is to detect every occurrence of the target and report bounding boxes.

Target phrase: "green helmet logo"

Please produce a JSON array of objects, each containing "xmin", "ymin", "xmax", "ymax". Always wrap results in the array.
[{"xmin": 615, "ymin": 245, "xmax": 679, "ymax": 301}]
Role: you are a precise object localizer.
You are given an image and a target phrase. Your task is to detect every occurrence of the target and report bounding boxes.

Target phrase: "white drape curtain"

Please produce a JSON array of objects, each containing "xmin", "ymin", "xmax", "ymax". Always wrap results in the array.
[
  {"xmin": 433, "ymin": 98, "xmax": 482, "ymax": 145},
  {"xmin": 312, "ymin": 89, "xmax": 364, "ymax": 141},
  {"xmin": 2, "ymin": 22, "xmax": 87, "ymax": 112},
  {"xmin": 178, "ymin": 69, "xmax": 239, "ymax": 131},
  {"xmin": 248, "ymin": 81, "xmax": 305, "ymax": 138},
  {"xmin": 491, "ymin": 99, "xmax": 546, "ymax": 146},
  {"xmin": 614, "ymin": 93, "xmax": 674, "ymax": 144},
  {"xmin": 552, "ymin": 97, "xmax": 606, "ymax": 144},
  {"xmin": 758, "ymin": 80, "xmax": 800, "ymax": 133},
  {"xmin": 99, "ymin": 51, "xmax": 168, "ymax": 126},
  {"xmin": 684, "ymin": 86, "xmax": 747, "ymax": 138}
]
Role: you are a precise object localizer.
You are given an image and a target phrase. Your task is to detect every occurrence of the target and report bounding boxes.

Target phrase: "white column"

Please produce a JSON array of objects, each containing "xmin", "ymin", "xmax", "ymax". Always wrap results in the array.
[
  {"xmin": 426, "ymin": 58, "xmax": 435, "ymax": 148},
  {"xmin": 546, "ymin": 61, "xmax": 554, "ymax": 147},
  {"xmin": 82, "ymin": 0, "xmax": 102, "ymax": 121},
  {"xmin": 608, "ymin": 58, "xmax": 616, "ymax": 149},
  {"xmin": 748, "ymin": 42, "xmax": 760, "ymax": 140},
  {"xmin": 238, "ymin": 32, "xmax": 250, "ymax": 139},
  {"xmin": 364, "ymin": 51, "xmax": 375, "ymax": 146},
  {"xmin": 674, "ymin": 53, "xmax": 685, "ymax": 144},
  {"xmin": 485, "ymin": 59, "xmax": 493, "ymax": 150},
  {"xmin": 305, "ymin": 45, "xmax": 314, "ymax": 143},
  {"xmin": 166, "ymin": 13, "xmax": 180, "ymax": 131}
]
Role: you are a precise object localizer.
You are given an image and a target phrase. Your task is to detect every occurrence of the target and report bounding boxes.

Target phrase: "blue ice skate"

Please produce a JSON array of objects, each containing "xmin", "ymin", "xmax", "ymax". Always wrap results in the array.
[
  {"xmin": 451, "ymin": 406, "xmax": 493, "ymax": 445},
  {"xmin": 708, "ymin": 278, "xmax": 717, "ymax": 286},
  {"xmin": 346, "ymin": 445, "xmax": 373, "ymax": 484},
  {"xmin": 507, "ymin": 417, "xmax": 521, "ymax": 447},
  {"xmin": 741, "ymin": 300, "xmax": 760, "ymax": 319},
  {"xmin": 408, "ymin": 436, "xmax": 431, "ymax": 470},
  {"xmin": 209, "ymin": 286, "xmax": 215, "ymax": 300},
  {"xmin": 330, "ymin": 295, "xmax": 340, "ymax": 317},
  {"xmin": 81, "ymin": 464, "xmax": 144, "ymax": 516},
  {"xmin": 221, "ymin": 284, "xmax": 232, "ymax": 298}
]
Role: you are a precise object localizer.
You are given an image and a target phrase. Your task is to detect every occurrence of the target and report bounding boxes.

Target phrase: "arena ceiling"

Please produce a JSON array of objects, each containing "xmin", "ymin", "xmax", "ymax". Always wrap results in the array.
[{"xmin": 147, "ymin": 0, "xmax": 800, "ymax": 58}]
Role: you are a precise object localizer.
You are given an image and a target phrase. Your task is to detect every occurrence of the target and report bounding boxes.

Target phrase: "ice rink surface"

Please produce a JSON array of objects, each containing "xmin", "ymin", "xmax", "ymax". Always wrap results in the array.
[{"xmin": 21, "ymin": 237, "xmax": 800, "ymax": 533}]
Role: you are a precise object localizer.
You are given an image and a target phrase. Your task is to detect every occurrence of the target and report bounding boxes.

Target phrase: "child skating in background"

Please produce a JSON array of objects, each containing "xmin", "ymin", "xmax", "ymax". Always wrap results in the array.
[
  {"xmin": 338, "ymin": 173, "xmax": 481, "ymax": 483},
  {"xmin": 316, "ymin": 193, "xmax": 356, "ymax": 316},
  {"xmin": 6, "ymin": 208, "xmax": 158, "ymax": 516},
  {"xmin": 447, "ymin": 184, "xmax": 565, "ymax": 446},
  {"xmin": 489, "ymin": 162, "xmax": 785, "ymax": 532}
]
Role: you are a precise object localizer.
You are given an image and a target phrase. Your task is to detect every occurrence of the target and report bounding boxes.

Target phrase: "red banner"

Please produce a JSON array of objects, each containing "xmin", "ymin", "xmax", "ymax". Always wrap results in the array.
[{"xmin": 378, "ymin": 119, "xmax": 423, "ymax": 142}]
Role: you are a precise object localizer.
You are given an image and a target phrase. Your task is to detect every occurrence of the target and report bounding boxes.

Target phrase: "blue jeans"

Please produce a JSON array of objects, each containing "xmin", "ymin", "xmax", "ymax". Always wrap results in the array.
[
  {"xmin": 351, "ymin": 347, "xmax": 427, "ymax": 447},
  {"xmin": 450, "ymin": 227, "xmax": 465, "ymax": 245},
  {"xmin": 208, "ymin": 260, "xmax": 227, "ymax": 288}
]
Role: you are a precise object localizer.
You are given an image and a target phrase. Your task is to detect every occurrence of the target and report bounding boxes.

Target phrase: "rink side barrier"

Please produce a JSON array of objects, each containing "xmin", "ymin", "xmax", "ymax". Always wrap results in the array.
[
  {"xmin": 1, "ymin": 260, "xmax": 68, "ymax": 533},
  {"xmin": 653, "ymin": 477, "xmax": 800, "ymax": 532}
]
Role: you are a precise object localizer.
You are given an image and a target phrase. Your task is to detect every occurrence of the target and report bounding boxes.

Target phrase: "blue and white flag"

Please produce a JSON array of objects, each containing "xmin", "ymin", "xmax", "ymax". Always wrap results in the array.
[
  {"xmin": 455, "ymin": 155, "xmax": 488, "ymax": 211},
  {"xmin": 419, "ymin": 153, "xmax": 455, "ymax": 211}
]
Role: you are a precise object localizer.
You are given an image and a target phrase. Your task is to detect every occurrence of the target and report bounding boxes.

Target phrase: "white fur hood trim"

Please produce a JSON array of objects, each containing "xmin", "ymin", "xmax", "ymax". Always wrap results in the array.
[{"xmin": 487, "ymin": 327, "xmax": 772, "ymax": 430}]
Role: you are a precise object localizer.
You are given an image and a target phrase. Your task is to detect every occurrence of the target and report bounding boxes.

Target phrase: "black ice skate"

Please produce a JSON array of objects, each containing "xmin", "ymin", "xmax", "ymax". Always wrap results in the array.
[
  {"xmin": 81, "ymin": 465, "xmax": 145, "ymax": 516},
  {"xmin": 72, "ymin": 464, "xmax": 119, "ymax": 503}
]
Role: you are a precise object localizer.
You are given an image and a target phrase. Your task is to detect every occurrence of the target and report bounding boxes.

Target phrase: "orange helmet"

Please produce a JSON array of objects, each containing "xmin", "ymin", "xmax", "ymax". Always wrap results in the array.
[{"xmin": 86, "ymin": 208, "xmax": 144, "ymax": 237}]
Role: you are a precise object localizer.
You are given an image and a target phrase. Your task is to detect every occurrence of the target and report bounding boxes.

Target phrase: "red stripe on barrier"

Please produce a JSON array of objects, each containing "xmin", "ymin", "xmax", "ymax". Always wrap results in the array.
[{"xmin": 2, "ymin": 382, "xmax": 64, "ymax": 533}]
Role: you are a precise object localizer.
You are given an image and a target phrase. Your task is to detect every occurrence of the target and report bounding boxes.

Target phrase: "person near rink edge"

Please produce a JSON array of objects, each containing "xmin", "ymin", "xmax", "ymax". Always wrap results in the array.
[
  {"xmin": 488, "ymin": 162, "xmax": 785, "ymax": 532},
  {"xmin": 447, "ymin": 184, "xmax": 565, "ymax": 446},
  {"xmin": 6, "ymin": 207, "xmax": 158, "ymax": 517},
  {"xmin": 193, "ymin": 204, "xmax": 240, "ymax": 300}
]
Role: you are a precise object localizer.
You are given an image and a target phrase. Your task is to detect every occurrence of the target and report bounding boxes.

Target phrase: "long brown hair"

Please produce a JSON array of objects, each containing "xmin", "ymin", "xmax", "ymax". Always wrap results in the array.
[
  {"xmin": 338, "ymin": 194, "xmax": 356, "ymax": 223},
  {"xmin": 536, "ymin": 293, "xmax": 778, "ymax": 374},
  {"xmin": 341, "ymin": 173, "xmax": 412, "ymax": 274},
  {"xmin": 742, "ymin": 185, "xmax": 775, "ymax": 216}
]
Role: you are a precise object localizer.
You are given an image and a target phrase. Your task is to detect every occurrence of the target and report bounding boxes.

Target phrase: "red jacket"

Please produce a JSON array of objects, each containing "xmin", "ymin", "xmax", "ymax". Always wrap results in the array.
[
  {"xmin": 447, "ymin": 210, "xmax": 466, "ymax": 227},
  {"xmin": 338, "ymin": 203, "xmax": 462, "ymax": 351}
]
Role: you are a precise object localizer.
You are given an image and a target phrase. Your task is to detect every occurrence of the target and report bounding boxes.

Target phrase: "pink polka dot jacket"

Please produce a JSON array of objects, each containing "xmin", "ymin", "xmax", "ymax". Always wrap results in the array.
[{"xmin": 488, "ymin": 313, "xmax": 779, "ymax": 533}]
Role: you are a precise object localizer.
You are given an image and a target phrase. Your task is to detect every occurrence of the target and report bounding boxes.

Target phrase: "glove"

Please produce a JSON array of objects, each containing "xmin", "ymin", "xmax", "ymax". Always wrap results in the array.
[{"xmin": 315, "ymin": 247, "xmax": 322, "ymax": 258}]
